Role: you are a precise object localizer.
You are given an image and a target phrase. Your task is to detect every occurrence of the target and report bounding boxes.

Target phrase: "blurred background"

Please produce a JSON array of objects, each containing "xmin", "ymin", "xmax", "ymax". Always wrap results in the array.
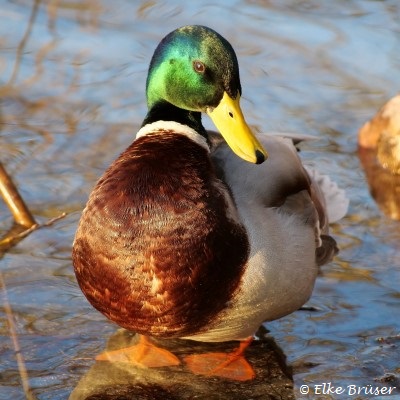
[{"xmin": 0, "ymin": 1, "xmax": 399, "ymax": 398}]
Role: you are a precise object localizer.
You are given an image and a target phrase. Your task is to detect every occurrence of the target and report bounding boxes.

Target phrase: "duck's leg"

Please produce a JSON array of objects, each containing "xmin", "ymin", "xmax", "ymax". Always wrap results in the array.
[
  {"xmin": 184, "ymin": 337, "xmax": 255, "ymax": 381},
  {"xmin": 96, "ymin": 334, "xmax": 180, "ymax": 367}
]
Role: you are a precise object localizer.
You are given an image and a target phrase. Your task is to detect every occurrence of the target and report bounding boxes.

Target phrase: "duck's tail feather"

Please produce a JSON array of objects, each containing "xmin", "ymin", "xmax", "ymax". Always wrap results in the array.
[{"xmin": 305, "ymin": 166, "xmax": 349, "ymax": 224}]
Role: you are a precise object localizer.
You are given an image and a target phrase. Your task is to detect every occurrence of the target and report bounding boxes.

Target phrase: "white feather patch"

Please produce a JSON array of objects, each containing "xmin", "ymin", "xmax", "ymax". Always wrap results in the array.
[{"xmin": 136, "ymin": 120, "xmax": 209, "ymax": 151}]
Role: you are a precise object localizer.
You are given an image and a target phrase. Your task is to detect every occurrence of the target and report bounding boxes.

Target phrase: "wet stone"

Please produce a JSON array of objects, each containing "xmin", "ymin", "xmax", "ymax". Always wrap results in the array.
[{"xmin": 69, "ymin": 330, "xmax": 295, "ymax": 400}]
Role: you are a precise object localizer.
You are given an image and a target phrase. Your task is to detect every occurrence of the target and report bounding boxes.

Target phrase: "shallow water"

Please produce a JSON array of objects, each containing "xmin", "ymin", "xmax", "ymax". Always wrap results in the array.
[{"xmin": 1, "ymin": 1, "xmax": 399, "ymax": 399}]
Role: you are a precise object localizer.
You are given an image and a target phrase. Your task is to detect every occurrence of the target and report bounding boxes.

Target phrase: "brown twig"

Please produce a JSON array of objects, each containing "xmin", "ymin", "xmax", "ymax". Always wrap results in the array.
[
  {"xmin": 0, "ymin": 212, "xmax": 67, "ymax": 250},
  {"xmin": 0, "ymin": 162, "xmax": 36, "ymax": 228}
]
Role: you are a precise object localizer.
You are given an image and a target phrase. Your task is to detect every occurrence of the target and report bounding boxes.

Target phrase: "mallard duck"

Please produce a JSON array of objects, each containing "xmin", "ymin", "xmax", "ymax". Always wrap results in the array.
[
  {"xmin": 358, "ymin": 95, "xmax": 400, "ymax": 220},
  {"xmin": 72, "ymin": 25, "xmax": 347, "ymax": 381}
]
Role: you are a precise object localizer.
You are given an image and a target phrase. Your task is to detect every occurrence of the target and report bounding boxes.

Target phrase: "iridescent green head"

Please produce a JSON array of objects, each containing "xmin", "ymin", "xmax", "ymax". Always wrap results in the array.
[
  {"xmin": 145, "ymin": 25, "xmax": 267, "ymax": 164},
  {"xmin": 147, "ymin": 25, "xmax": 240, "ymax": 111}
]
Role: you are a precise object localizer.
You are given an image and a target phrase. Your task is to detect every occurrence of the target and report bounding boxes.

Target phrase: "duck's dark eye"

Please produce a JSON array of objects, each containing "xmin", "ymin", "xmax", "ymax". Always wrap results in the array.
[{"xmin": 193, "ymin": 60, "xmax": 205, "ymax": 74}]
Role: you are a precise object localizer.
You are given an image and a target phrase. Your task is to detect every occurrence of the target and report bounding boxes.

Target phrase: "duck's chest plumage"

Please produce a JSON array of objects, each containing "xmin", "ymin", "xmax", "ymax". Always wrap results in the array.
[{"xmin": 72, "ymin": 130, "xmax": 250, "ymax": 338}]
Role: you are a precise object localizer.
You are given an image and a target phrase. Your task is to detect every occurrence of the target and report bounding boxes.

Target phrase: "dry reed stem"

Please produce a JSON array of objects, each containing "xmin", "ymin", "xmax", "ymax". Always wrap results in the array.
[
  {"xmin": 0, "ymin": 273, "xmax": 37, "ymax": 400},
  {"xmin": 0, "ymin": 162, "xmax": 36, "ymax": 228}
]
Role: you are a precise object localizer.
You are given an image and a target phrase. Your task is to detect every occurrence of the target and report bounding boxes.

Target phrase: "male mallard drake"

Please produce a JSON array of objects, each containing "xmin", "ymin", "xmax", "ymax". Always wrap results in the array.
[
  {"xmin": 72, "ymin": 25, "xmax": 347, "ymax": 381},
  {"xmin": 358, "ymin": 95, "xmax": 400, "ymax": 219}
]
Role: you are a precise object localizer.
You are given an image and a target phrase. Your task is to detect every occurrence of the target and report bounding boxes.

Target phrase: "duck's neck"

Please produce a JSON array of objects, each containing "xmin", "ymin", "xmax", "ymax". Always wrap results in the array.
[{"xmin": 142, "ymin": 101, "xmax": 208, "ymax": 142}]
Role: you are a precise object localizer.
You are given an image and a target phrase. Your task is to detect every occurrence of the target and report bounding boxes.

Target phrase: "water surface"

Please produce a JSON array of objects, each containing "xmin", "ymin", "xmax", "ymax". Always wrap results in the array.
[{"xmin": 1, "ymin": 1, "xmax": 399, "ymax": 398}]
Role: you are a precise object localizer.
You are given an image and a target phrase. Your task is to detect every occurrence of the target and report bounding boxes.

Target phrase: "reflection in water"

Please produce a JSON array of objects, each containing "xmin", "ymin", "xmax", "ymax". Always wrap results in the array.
[
  {"xmin": 1, "ymin": 0, "xmax": 400, "ymax": 399},
  {"xmin": 358, "ymin": 95, "xmax": 400, "ymax": 220}
]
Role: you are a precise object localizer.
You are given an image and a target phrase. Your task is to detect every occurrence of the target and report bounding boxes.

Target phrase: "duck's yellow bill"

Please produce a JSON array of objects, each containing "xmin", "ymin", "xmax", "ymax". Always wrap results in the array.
[{"xmin": 207, "ymin": 92, "xmax": 267, "ymax": 164}]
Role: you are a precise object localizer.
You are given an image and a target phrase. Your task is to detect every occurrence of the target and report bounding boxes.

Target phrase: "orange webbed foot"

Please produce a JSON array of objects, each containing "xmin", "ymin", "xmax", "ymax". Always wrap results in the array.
[
  {"xmin": 184, "ymin": 337, "xmax": 255, "ymax": 381},
  {"xmin": 96, "ymin": 335, "xmax": 180, "ymax": 368}
]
